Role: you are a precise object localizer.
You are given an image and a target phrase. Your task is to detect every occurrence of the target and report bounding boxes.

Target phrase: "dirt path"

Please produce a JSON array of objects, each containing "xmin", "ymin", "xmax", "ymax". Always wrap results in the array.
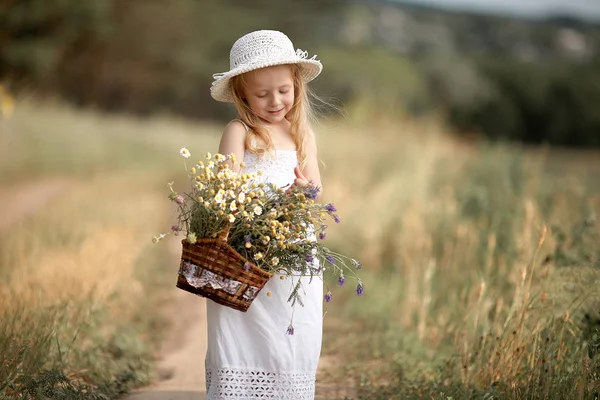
[
  {"xmin": 125, "ymin": 238, "xmax": 208, "ymax": 400},
  {"xmin": 0, "ymin": 178, "xmax": 72, "ymax": 232}
]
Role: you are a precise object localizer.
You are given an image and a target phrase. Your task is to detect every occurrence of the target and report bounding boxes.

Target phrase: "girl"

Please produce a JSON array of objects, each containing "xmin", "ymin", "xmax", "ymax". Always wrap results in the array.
[{"xmin": 205, "ymin": 30, "xmax": 324, "ymax": 399}]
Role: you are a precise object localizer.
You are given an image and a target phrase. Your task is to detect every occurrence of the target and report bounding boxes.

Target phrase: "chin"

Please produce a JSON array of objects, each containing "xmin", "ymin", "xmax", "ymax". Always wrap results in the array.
[{"xmin": 262, "ymin": 113, "xmax": 287, "ymax": 124}]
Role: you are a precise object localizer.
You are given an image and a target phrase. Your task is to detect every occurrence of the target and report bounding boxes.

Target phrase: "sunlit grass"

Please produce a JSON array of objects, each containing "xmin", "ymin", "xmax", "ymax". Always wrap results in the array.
[{"xmin": 317, "ymin": 112, "xmax": 600, "ymax": 399}]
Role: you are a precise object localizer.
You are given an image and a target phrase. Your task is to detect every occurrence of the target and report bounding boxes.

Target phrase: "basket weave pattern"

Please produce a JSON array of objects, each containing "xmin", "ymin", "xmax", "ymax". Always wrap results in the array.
[{"xmin": 177, "ymin": 238, "xmax": 273, "ymax": 312}]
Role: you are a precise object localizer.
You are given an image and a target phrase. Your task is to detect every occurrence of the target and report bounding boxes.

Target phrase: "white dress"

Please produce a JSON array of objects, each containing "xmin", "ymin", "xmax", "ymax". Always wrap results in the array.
[{"xmin": 205, "ymin": 149, "xmax": 323, "ymax": 399}]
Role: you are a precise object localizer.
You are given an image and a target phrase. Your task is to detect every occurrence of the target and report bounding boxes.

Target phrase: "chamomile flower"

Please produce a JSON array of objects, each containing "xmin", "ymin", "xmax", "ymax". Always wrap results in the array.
[
  {"xmin": 228, "ymin": 214, "xmax": 236, "ymax": 223},
  {"xmin": 253, "ymin": 205, "xmax": 263, "ymax": 216},
  {"xmin": 152, "ymin": 233, "xmax": 166, "ymax": 244},
  {"xmin": 180, "ymin": 148, "xmax": 191, "ymax": 158}
]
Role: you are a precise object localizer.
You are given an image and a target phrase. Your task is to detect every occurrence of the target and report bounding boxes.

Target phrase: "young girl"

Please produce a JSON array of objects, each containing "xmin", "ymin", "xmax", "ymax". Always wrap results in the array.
[{"xmin": 205, "ymin": 30, "xmax": 324, "ymax": 399}]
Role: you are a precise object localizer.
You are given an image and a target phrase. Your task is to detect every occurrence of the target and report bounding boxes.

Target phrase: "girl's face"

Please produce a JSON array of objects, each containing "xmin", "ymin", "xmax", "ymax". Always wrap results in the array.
[{"xmin": 242, "ymin": 65, "xmax": 295, "ymax": 124}]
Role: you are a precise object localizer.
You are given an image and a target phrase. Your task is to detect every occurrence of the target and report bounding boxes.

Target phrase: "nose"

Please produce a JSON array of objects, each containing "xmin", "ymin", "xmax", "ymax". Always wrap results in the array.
[{"xmin": 269, "ymin": 93, "xmax": 281, "ymax": 107}]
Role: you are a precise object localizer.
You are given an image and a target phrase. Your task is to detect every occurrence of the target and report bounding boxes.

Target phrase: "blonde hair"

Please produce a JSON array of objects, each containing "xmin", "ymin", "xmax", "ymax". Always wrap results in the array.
[{"xmin": 230, "ymin": 65, "xmax": 316, "ymax": 169}]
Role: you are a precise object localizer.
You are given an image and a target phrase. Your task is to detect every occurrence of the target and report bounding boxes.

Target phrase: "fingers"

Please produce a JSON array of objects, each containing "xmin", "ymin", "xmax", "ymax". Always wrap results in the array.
[
  {"xmin": 294, "ymin": 166, "xmax": 306, "ymax": 180},
  {"xmin": 294, "ymin": 178, "xmax": 308, "ymax": 187}
]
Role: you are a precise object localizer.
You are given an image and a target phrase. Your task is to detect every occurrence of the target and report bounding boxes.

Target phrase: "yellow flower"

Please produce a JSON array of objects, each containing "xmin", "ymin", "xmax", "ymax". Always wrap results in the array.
[
  {"xmin": 197, "ymin": 183, "xmax": 204, "ymax": 190},
  {"xmin": 205, "ymin": 152, "xmax": 212, "ymax": 160},
  {"xmin": 228, "ymin": 214, "xmax": 235, "ymax": 223},
  {"xmin": 191, "ymin": 167, "xmax": 197, "ymax": 174},
  {"xmin": 230, "ymin": 201, "xmax": 237, "ymax": 211},
  {"xmin": 217, "ymin": 210, "xmax": 224, "ymax": 216},
  {"xmin": 237, "ymin": 192, "xmax": 246, "ymax": 203},
  {"xmin": 230, "ymin": 153, "xmax": 237, "ymax": 163},
  {"xmin": 271, "ymin": 257, "xmax": 279, "ymax": 266},
  {"xmin": 266, "ymin": 291, "xmax": 272, "ymax": 297},
  {"xmin": 245, "ymin": 242, "xmax": 252, "ymax": 249},
  {"xmin": 198, "ymin": 196, "xmax": 204, "ymax": 202},
  {"xmin": 253, "ymin": 205, "xmax": 263, "ymax": 216},
  {"xmin": 254, "ymin": 252, "xmax": 263, "ymax": 260}
]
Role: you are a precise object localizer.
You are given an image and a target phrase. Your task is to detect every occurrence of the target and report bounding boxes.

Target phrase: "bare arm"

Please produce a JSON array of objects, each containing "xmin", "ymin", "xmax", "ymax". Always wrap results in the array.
[
  {"xmin": 298, "ymin": 127, "xmax": 323, "ymax": 197},
  {"xmin": 218, "ymin": 120, "xmax": 247, "ymax": 171}
]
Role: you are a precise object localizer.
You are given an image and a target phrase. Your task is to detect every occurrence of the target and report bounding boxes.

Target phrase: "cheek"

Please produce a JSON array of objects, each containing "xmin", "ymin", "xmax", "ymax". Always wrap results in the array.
[
  {"xmin": 246, "ymin": 97, "xmax": 263, "ymax": 111},
  {"xmin": 285, "ymin": 92, "xmax": 295, "ymax": 105}
]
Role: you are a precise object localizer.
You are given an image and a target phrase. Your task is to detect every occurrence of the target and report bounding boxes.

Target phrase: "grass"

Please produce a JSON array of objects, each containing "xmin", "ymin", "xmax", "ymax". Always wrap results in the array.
[
  {"xmin": 0, "ymin": 100, "xmax": 219, "ymax": 398},
  {"xmin": 1, "ymin": 99, "xmax": 599, "ymax": 398},
  {"xmin": 316, "ymin": 115, "xmax": 600, "ymax": 398}
]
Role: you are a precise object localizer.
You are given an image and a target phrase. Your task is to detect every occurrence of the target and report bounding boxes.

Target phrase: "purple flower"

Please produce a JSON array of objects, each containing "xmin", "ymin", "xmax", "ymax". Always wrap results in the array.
[
  {"xmin": 319, "ymin": 231, "xmax": 327, "ymax": 240},
  {"xmin": 171, "ymin": 225, "xmax": 181, "ymax": 232},
  {"xmin": 338, "ymin": 275, "xmax": 345, "ymax": 286},
  {"xmin": 352, "ymin": 259, "xmax": 362, "ymax": 270},
  {"xmin": 325, "ymin": 203, "xmax": 337, "ymax": 212},
  {"xmin": 333, "ymin": 214, "xmax": 341, "ymax": 224},
  {"xmin": 286, "ymin": 324, "xmax": 295, "ymax": 335},
  {"xmin": 175, "ymin": 195, "xmax": 184, "ymax": 205},
  {"xmin": 324, "ymin": 291, "xmax": 333, "ymax": 303},
  {"xmin": 244, "ymin": 235, "xmax": 253, "ymax": 243},
  {"xmin": 356, "ymin": 281, "xmax": 364, "ymax": 296},
  {"xmin": 305, "ymin": 255, "xmax": 314, "ymax": 263},
  {"xmin": 243, "ymin": 262, "xmax": 251, "ymax": 271},
  {"xmin": 305, "ymin": 185, "xmax": 321, "ymax": 199},
  {"xmin": 326, "ymin": 255, "xmax": 335, "ymax": 265}
]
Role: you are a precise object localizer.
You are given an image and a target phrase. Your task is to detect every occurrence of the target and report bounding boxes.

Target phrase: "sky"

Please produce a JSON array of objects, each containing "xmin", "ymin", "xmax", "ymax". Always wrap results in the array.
[{"xmin": 394, "ymin": 0, "xmax": 600, "ymax": 20}]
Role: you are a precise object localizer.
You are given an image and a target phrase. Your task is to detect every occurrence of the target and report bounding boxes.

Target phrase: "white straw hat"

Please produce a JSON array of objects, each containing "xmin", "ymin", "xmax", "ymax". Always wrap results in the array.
[{"xmin": 210, "ymin": 30, "xmax": 323, "ymax": 103}]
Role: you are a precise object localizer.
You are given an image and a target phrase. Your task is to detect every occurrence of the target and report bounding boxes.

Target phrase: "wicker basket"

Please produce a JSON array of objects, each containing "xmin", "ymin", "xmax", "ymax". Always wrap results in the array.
[{"xmin": 176, "ymin": 229, "xmax": 273, "ymax": 312}]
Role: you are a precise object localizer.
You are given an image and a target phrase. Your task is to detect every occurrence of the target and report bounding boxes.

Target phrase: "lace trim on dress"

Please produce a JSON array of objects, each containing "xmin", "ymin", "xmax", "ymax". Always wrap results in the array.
[
  {"xmin": 205, "ymin": 367, "xmax": 316, "ymax": 399},
  {"xmin": 242, "ymin": 151, "xmax": 298, "ymax": 177}
]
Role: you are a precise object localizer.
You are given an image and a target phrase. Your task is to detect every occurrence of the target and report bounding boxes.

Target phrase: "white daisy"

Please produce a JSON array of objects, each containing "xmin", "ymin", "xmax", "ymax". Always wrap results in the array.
[{"xmin": 179, "ymin": 148, "xmax": 191, "ymax": 158}]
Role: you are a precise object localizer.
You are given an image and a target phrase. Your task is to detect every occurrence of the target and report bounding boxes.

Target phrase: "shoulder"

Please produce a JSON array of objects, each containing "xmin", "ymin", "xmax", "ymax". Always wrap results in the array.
[
  {"xmin": 218, "ymin": 120, "xmax": 248, "ymax": 156},
  {"xmin": 224, "ymin": 119, "xmax": 248, "ymax": 136},
  {"xmin": 220, "ymin": 120, "xmax": 247, "ymax": 142}
]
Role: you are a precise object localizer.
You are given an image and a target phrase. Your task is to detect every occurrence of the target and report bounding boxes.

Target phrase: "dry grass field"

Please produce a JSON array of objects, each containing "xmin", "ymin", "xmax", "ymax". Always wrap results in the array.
[{"xmin": 0, "ymin": 100, "xmax": 599, "ymax": 399}]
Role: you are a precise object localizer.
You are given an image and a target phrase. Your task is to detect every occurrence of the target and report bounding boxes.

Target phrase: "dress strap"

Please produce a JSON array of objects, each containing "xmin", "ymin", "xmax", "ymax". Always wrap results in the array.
[{"xmin": 231, "ymin": 118, "xmax": 249, "ymax": 133}]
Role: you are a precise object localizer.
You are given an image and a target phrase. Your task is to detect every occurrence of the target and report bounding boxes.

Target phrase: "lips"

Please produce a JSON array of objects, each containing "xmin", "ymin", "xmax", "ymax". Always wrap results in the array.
[{"xmin": 267, "ymin": 108, "xmax": 284, "ymax": 115}]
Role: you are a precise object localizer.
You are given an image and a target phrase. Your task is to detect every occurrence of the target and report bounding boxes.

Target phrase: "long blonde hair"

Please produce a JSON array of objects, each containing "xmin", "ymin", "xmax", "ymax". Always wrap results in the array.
[{"xmin": 230, "ymin": 65, "xmax": 315, "ymax": 169}]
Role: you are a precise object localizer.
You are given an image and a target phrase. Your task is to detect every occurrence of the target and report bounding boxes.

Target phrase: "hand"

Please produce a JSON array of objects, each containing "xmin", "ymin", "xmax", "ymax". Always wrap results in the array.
[
  {"xmin": 293, "ymin": 167, "xmax": 309, "ymax": 187},
  {"xmin": 286, "ymin": 167, "xmax": 309, "ymax": 194}
]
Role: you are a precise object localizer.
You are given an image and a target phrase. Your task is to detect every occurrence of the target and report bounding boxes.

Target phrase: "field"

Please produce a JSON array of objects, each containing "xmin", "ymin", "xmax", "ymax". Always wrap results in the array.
[{"xmin": 1, "ymin": 100, "xmax": 599, "ymax": 399}]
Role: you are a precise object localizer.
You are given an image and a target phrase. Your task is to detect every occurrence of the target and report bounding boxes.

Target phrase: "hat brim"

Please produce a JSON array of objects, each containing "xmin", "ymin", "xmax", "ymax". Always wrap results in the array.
[{"xmin": 210, "ymin": 58, "xmax": 322, "ymax": 103}]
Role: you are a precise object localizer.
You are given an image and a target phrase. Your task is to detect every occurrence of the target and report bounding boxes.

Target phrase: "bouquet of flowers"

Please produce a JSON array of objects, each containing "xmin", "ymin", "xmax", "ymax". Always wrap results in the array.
[{"xmin": 154, "ymin": 147, "xmax": 364, "ymax": 312}]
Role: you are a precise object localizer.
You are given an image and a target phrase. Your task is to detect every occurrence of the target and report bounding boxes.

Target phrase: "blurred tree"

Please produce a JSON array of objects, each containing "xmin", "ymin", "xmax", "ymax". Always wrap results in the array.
[{"xmin": 0, "ymin": 0, "xmax": 113, "ymax": 89}]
